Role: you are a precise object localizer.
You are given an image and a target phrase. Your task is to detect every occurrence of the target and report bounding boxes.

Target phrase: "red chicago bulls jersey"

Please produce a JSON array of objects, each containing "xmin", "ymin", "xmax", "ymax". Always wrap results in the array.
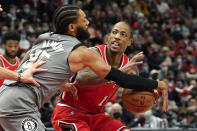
[
  {"xmin": 61, "ymin": 44, "xmax": 129, "ymax": 113},
  {"xmin": 0, "ymin": 55, "xmax": 20, "ymax": 86}
]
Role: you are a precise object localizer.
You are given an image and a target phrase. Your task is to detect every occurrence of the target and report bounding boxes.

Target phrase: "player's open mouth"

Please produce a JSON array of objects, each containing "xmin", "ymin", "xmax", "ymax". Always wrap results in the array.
[{"xmin": 111, "ymin": 41, "xmax": 120, "ymax": 48}]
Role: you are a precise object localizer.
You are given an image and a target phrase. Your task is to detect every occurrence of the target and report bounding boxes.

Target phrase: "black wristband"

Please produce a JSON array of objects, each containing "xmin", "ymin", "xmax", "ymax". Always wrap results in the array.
[
  {"xmin": 105, "ymin": 67, "xmax": 158, "ymax": 90},
  {"xmin": 17, "ymin": 73, "xmax": 21, "ymax": 82}
]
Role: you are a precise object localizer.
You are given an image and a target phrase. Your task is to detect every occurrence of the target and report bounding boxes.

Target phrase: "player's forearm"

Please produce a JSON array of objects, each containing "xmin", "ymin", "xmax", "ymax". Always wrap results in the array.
[
  {"xmin": 0, "ymin": 67, "xmax": 18, "ymax": 81},
  {"xmin": 105, "ymin": 67, "xmax": 158, "ymax": 90},
  {"xmin": 82, "ymin": 48, "xmax": 157, "ymax": 90}
]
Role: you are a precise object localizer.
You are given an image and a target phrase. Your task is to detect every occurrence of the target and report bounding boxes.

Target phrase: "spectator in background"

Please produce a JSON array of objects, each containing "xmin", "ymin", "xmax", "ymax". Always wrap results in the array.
[
  {"xmin": 128, "ymin": 113, "xmax": 146, "ymax": 128},
  {"xmin": 189, "ymin": 79, "xmax": 197, "ymax": 99},
  {"xmin": 143, "ymin": 110, "xmax": 168, "ymax": 129},
  {"xmin": 104, "ymin": 101, "xmax": 113, "ymax": 115},
  {"xmin": 110, "ymin": 103, "xmax": 123, "ymax": 122},
  {"xmin": 0, "ymin": 32, "xmax": 20, "ymax": 87}
]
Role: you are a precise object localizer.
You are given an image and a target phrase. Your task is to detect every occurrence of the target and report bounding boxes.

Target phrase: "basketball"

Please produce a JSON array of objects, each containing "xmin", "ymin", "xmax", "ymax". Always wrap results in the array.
[{"xmin": 122, "ymin": 89, "xmax": 156, "ymax": 113}]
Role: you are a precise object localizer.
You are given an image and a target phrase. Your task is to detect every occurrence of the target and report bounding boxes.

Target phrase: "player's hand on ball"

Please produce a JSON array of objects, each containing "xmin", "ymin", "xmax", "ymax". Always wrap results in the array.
[
  {"xmin": 60, "ymin": 83, "xmax": 78, "ymax": 100},
  {"xmin": 21, "ymin": 59, "xmax": 48, "ymax": 87},
  {"xmin": 153, "ymin": 89, "xmax": 159, "ymax": 104},
  {"xmin": 120, "ymin": 52, "xmax": 144, "ymax": 74},
  {"xmin": 156, "ymin": 80, "xmax": 168, "ymax": 112}
]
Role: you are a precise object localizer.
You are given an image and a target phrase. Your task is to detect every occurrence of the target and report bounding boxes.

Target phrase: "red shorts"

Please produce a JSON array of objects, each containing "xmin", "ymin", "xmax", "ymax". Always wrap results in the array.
[{"xmin": 51, "ymin": 104, "xmax": 129, "ymax": 131}]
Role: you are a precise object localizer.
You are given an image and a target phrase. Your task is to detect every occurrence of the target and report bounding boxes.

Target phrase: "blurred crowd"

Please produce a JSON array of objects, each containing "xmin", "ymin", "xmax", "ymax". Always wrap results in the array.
[{"xmin": 0, "ymin": 0, "xmax": 197, "ymax": 129}]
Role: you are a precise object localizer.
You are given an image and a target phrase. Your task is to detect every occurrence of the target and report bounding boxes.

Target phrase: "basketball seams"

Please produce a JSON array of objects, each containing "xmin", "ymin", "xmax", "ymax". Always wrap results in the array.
[
  {"xmin": 122, "ymin": 90, "xmax": 156, "ymax": 113},
  {"xmin": 123, "ymin": 98, "xmax": 153, "ymax": 108}
]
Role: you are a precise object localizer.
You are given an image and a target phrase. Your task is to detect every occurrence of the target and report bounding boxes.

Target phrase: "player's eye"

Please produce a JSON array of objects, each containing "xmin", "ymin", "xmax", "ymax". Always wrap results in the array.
[
  {"xmin": 111, "ymin": 30, "xmax": 118, "ymax": 35},
  {"xmin": 120, "ymin": 32, "xmax": 127, "ymax": 38}
]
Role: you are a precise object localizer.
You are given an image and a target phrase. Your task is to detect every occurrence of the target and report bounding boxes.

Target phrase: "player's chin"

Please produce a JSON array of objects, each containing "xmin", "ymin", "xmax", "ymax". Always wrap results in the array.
[
  {"xmin": 9, "ymin": 54, "xmax": 17, "ymax": 58},
  {"xmin": 110, "ymin": 49, "xmax": 120, "ymax": 53}
]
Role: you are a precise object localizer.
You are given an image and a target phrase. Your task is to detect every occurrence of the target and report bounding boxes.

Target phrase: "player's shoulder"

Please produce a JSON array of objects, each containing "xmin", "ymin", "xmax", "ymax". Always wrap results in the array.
[
  {"xmin": 89, "ymin": 47, "xmax": 99, "ymax": 53},
  {"xmin": 88, "ymin": 45, "xmax": 105, "ymax": 56}
]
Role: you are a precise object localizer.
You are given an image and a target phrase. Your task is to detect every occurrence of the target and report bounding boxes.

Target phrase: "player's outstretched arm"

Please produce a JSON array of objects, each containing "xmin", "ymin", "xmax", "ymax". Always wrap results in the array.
[
  {"xmin": 0, "ymin": 59, "xmax": 47, "ymax": 87},
  {"xmin": 69, "ymin": 46, "xmax": 156, "ymax": 89},
  {"xmin": 0, "ymin": 67, "xmax": 19, "ymax": 81},
  {"xmin": 68, "ymin": 46, "xmax": 168, "ymax": 111},
  {"xmin": 76, "ymin": 51, "xmax": 144, "ymax": 87}
]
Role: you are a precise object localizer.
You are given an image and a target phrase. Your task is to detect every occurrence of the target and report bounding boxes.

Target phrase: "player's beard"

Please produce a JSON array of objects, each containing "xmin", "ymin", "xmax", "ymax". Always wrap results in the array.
[
  {"xmin": 5, "ymin": 50, "xmax": 17, "ymax": 59},
  {"xmin": 76, "ymin": 26, "xmax": 90, "ymax": 41}
]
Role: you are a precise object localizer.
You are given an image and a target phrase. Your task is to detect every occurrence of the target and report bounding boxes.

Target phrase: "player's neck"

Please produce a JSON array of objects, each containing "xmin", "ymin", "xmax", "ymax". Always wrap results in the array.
[
  {"xmin": 106, "ymin": 49, "xmax": 123, "ymax": 68},
  {"xmin": 3, "ymin": 54, "xmax": 16, "ymax": 64}
]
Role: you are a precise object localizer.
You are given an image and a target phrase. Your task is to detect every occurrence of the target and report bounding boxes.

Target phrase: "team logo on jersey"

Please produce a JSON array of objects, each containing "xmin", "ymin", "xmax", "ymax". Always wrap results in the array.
[{"xmin": 21, "ymin": 118, "xmax": 38, "ymax": 131}]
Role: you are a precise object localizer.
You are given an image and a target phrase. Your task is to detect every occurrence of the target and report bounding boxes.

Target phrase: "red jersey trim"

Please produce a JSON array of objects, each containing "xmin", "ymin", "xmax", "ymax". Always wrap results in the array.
[
  {"xmin": 95, "ymin": 45, "xmax": 129, "ymax": 67},
  {"xmin": 0, "ymin": 55, "xmax": 19, "ymax": 67},
  {"xmin": 95, "ymin": 45, "xmax": 109, "ymax": 64}
]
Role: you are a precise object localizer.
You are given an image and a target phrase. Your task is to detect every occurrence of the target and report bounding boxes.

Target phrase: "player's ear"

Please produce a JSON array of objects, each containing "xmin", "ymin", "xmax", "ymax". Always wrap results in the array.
[
  {"xmin": 128, "ymin": 39, "xmax": 133, "ymax": 46},
  {"xmin": 130, "ymin": 39, "xmax": 133, "ymax": 44},
  {"xmin": 68, "ymin": 24, "xmax": 76, "ymax": 32}
]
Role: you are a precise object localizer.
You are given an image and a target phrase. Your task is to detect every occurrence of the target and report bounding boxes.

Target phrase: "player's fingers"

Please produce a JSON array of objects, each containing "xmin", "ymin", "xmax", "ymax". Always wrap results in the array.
[
  {"xmin": 71, "ymin": 92, "xmax": 78, "ymax": 100},
  {"xmin": 131, "ymin": 52, "xmax": 143, "ymax": 61},
  {"xmin": 127, "ymin": 62, "xmax": 143, "ymax": 70},
  {"xmin": 153, "ymin": 90, "xmax": 159, "ymax": 104},
  {"xmin": 130, "ymin": 57, "xmax": 143, "ymax": 65},
  {"xmin": 135, "ymin": 61, "xmax": 143, "ymax": 65},
  {"xmin": 73, "ymin": 89, "xmax": 78, "ymax": 100},
  {"xmin": 128, "ymin": 70, "xmax": 136, "ymax": 75},
  {"xmin": 72, "ymin": 85, "xmax": 78, "ymax": 100},
  {"xmin": 134, "ymin": 52, "xmax": 143, "ymax": 57},
  {"xmin": 130, "ymin": 56, "xmax": 138, "ymax": 62},
  {"xmin": 34, "ymin": 61, "xmax": 46, "ymax": 68},
  {"xmin": 153, "ymin": 89, "xmax": 159, "ymax": 100},
  {"xmin": 34, "ymin": 68, "xmax": 48, "ymax": 73},
  {"xmin": 135, "ymin": 52, "xmax": 144, "ymax": 58},
  {"xmin": 32, "ymin": 79, "xmax": 40, "ymax": 87}
]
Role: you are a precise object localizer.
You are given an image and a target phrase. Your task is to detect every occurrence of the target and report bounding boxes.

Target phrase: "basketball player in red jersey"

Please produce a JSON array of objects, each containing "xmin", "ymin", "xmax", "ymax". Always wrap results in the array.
[
  {"xmin": 52, "ymin": 22, "xmax": 146, "ymax": 131},
  {"xmin": 0, "ymin": 32, "xmax": 20, "ymax": 87},
  {"xmin": 0, "ymin": 4, "xmax": 47, "ymax": 87}
]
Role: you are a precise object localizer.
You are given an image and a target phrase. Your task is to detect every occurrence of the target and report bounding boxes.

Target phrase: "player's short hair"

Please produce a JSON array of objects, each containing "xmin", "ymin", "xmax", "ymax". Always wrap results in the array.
[
  {"xmin": 111, "ymin": 21, "xmax": 133, "ymax": 39},
  {"xmin": 53, "ymin": 4, "xmax": 80, "ymax": 35},
  {"xmin": 2, "ymin": 32, "xmax": 20, "ymax": 44}
]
